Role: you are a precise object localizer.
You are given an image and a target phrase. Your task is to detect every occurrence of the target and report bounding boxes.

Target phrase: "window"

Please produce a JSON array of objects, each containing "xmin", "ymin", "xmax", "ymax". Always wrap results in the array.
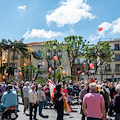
[
  {"xmin": 77, "ymin": 68, "xmax": 80, "ymax": 72},
  {"xmin": 12, "ymin": 51, "xmax": 18, "ymax": 59},
  {"xmin": 38, "ymin": 50, "xmax": 42, "ymax": 57},
  {"xmin": 106, "ymin": 64, "xmax": 110, "ymax": 71},
  {"xmin": 38, "ymin": 62, "xmax": 42, "ymax": 69},
  {"xmin": 14, "ymin": 63, "xmax": 17, "ymax": 68},
  {"xmin": 115, "ymin": 54, "xmax": 120, "ymax": 61},
  {"xmin": 115, "ymin": 64, "xmax": 120, "ymax": 71},
  {"xmin": 114, "ymin": 44, "xmax": 119, "ymax": 51},
  {"xmin": 76, "ymin": 59, "xmax": 80, "ymax": 64}
]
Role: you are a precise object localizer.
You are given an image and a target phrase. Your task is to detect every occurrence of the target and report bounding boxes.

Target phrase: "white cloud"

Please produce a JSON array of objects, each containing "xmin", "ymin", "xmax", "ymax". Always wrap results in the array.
[
  {"xmin": 46, "ymin": 0, "xmax": 95, "ymax": 27},
  {"xmin": 89, "ymin": 34, "xmax": 100, "ymax": 42},
  {"xmin": 112, "ymin": 18, "xmax": 120, "ymax": 34},
  {"xmin": 23, "ymin": 29, "xmax": 64, "ymax": 39},
  {"xmin": 98, "ymin": 22, "xmax": 112, "ymax": 37},
  {"xmin": 17, "ymin": 5, "xmax": 26, "ymax": 10},
  {"xmin": 89, "ymin": 17, "xmax": 120, "ymax": 41}
]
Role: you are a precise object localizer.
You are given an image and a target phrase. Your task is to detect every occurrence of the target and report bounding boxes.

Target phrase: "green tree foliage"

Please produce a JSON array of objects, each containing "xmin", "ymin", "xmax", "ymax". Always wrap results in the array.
[
  {"xmin": 40, "ymin": 40, "xmax": 63, "ymax": 67},
  {"xmin": 63, "ymin": 35, "xmax": 88, "ymax": 75},
  {"xmin": 84, "ymin": 41, "xmax": 114, "ymax": 73},
  {"xmin": 20, "ymin": 65, "xmax": 42, "ymax": 81}
]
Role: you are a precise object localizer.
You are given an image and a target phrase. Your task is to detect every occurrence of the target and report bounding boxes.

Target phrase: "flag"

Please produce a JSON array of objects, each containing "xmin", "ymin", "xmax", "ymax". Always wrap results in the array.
[{"xmin": 48, "ymin": 80, "xmax": 72, "ymax": 113}]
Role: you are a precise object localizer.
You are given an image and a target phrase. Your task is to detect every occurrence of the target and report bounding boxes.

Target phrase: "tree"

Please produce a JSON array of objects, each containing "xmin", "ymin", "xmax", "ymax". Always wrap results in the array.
[
  {"xmin": 84, "ymin": 41, "xmax": 114, "ymax": 74},
  {"xmin": 8, "ymin": 39, "xmax": 28, "ymax": 64},
  {"xmin": 20, "ymin": 65, "xmax": 42, "ymax": 81},
  {"xmin": 63, "ymin": 35, "xmax": 88, "ymax": 75},
  {"xmin": 40, "ymin": 40, "xmax": 63, "ymax": 68}
]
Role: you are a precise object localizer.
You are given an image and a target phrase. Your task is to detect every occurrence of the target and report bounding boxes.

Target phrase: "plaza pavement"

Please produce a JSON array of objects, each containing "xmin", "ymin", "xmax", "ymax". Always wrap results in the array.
[{"xmin": 17, "ymin": 97, "xmax": 115, "ymax": 120}]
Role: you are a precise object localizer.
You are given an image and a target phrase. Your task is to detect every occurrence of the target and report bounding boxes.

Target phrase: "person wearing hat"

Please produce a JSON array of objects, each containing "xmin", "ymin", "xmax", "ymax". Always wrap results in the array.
[
  {"xmin": 22, "ymin": 81, "xmax": 30, "ymax": 114},
  {"xmin": 28, "ymin": 85, "xmax": 38, "ymax": 120},
  {"xmin": 37, "ymin": 84, "xmax": 46, "ymax": 117}
]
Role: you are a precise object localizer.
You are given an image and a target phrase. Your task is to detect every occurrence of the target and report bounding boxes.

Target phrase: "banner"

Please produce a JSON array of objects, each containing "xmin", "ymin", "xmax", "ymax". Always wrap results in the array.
[{"xmin": 48, "ymin": 80, "xmax": 72, "ymax": 113}]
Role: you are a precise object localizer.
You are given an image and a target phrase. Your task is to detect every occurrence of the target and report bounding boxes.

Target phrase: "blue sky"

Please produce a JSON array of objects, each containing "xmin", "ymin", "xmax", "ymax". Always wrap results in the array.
[{"xmin": 0, "ymin": 0, "xmax": 120, "ymax": 44}]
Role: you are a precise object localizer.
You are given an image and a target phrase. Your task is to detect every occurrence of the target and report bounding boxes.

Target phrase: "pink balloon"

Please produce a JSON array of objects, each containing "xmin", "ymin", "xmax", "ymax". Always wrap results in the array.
[
  {"xmin": 49, "ymin": 67, "xmax": 52, "ymax": 72},
  {"xmin": 3, "ymin": 76, "xmax": 5, "ymax": 79},
  {"xmin": 19, "ymin": 72, "xmax": 22, "ymax": 76},
  {"xmin": 24, "ymin": 63, "xmax": 27, "ymax": 66},
  {"xmin": 89, "ymin": 63, "xmax": 94, "ymax": 69},
  {"xmin": 54, "ymin": 56, "xmax": 58, "ymax": 61},
  {"xmin": 42, "ymin": 62, "xmax": 45, "ymax": 65},
  {"xmin": 18, "ymin": 67, "xmax": 21, "ymax": 70},
  {"xmin": 32, "ymin": 78, "xmax": 35, "ymax": 80},
  {"xmin": 78, "ymin": 71, "xmax": 80, "ymax": 74},
  {"xmin": 5, "ymin": 73, "xmax": 8, "ymax": 76},
  {"xmin": 82, "ymin": 72, "xmax": 85, "ymax": 76},
  {"xmin": 62, "ymin": 71, "xmax": 66, "ymax": 75}
]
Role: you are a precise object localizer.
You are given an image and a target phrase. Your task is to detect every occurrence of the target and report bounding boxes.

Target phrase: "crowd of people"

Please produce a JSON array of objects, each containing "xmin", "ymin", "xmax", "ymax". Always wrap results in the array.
[{"xmin": 0, "ymin": 76, "xmax": 120, "ymax": 120}]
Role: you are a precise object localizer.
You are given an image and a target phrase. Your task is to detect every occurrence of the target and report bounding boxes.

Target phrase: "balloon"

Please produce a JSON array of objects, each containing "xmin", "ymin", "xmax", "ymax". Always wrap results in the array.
[
  {"xmin": 78, "ymin": 71, "xmax": 80, "ymax": 74},
  {"xmin": 42, "ymin": 62, "xmax": 45, "ymax": 65},
  {"xmin": 24, "ymin": 63, "xmax": 27, "ymax": 66},
  {"xmin": 53, "ymin": 56, "xmax": 58, "ymax": 61},
  {"xmin": 49, "ymin": 67, "xmax": 52, "ymax": 72},
  {"xmin": 114, "ymin": 74, "xmax": 116, "ymax": 76},
  {"xmin": 5, "ymin": 73, "xmax": 8, "ymax": 76},
  {"xmin": 89, "ymin": 63, "xmax": 94, "ymax": 69},
  {"xmin": 2, "ymin": 76, "xmax": 5, "ymax": 79},
  {"xmin": 62, "ymin": 71, "xmax": 66, "ymax": 75},
  {"xmin": 18, "ymin": 67, "xmax": 21, "ymax": 70},
  {"xmin": 19, "ymin": 72, "xmax": 22, "ymax": 76},
  {"xmin": 82, "ymin": 72, "xmax": 85, "ymax": 76},
  {"xmin": 32, "ymin": 78, "xmax": 35, "ymax": 81},
  {"xmin": 98, "ymin": 27, "xmax": 103, "ymax": 31}
]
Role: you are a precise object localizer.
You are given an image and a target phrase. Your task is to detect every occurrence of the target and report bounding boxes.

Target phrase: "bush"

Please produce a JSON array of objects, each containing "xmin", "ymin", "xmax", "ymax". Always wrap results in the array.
[{"xmin": 36, "ymin": 78, "xmax": 46, "ymax": 86}]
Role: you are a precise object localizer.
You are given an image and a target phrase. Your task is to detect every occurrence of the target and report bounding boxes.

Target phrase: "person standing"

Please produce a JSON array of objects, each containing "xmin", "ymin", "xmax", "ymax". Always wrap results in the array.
[
  {"xmin": 37, "ymin": 84, "xmax": 46, "ymax": 117},
  {"xmin": 22, "ymin": 81, "xmax": 30, "ymax": 114},
  {"xmin": 28, "ymin": 85, "xmax": 38, "ymax": 120},
  {"xmin": 44, "ymin": 84, "xmax": 51, "ymax": 108},
  {"xmin": 83, "ymin": 83, "xmax": 106, "ymax": 120},
  {"xmin": 113, "ymin": 84, "xmax": 120, "ymax": 120},
  {"xmin": 99, "ymin": 83, "xmax": 110, "ymax": 113},
  {"xmin": 54, "ymin": 84, "xmax": 64, "ymax": 120}
]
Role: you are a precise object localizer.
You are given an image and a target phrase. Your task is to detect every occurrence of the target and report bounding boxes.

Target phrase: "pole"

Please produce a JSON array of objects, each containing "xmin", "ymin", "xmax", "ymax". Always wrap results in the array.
[{"xmin": 54, "ymin": 50, "xmax": 56, "ymax": 84}]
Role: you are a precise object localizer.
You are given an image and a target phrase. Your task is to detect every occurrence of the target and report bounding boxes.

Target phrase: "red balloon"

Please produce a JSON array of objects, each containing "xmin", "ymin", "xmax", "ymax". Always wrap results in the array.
[
  {"xmin": 49, "ymin": 67, "xmax": 52, "ymax": 72},
  {"xmin": 89, "ymin": 63, "xmax": 94, "ymax": 69},
  {"xmin": 18, "ymin": 67, "xmax": 21, "ymax": 70},
  {"xmin": 5, "ymin": 73, "xmax": 8, "ymax": 76},
  {"xmin": 98, "ymin": 27, "xmax": 103, "ymax": 31},
  {"xmin": 32, "ymin": 78, "xmax": 35, "ymax": 81},
  {"xmin": 82, "ymin": 72, "xmax": 85, "ymax": 76},
  {"xmin": 78, "ymin": 71, "xmax": 80, "ymax": 74},
  {"xmin": 42, "ymin": 62, "xmax": 45, "ymax": 65},
  {"xmin": 24, "ymin": 63, "xmax": 27, "ymax": 66},
  {"xmin": 19, "ymin": 72, "xmax": 22, "ymax": 76},
  {"xmin": 53, "ymin": 56, "xmax": 58, "ymax": 61},
  {"xmin": 62, "ymin": 71, "xmax": 66, "ymax": 75},
  {"xmin": 2, "ymin": 76, "xmax": 5, "ymax": 79}
]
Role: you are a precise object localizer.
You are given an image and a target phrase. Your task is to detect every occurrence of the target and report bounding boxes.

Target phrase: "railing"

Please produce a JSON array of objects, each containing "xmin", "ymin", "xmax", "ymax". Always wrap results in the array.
[{"xmin": 115, "ymin": 68, "xmax": 120, "ymax": 72}]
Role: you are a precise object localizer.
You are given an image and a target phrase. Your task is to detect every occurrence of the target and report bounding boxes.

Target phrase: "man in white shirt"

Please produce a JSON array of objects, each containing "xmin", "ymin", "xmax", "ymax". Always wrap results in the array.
[
  {"xmin": 28, "ymin": 85, "xmax": 38, "ymax": 120},
  {"xmin": 37, "ymin": 84, "xmax": 46, "ymax": 117},
  {"xmin": 22, "ymin": 81, "xmax": 30, "ymax": 114}
]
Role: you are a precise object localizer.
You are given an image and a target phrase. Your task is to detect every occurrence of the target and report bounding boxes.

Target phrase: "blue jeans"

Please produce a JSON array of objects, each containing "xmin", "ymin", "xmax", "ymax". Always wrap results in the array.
[
  {"xmin": 46, "ymin": 96, "xmax": 51, "ymax": 107},
  {"xmin": 39, "ymin": 101, "xmax": 44, "ymax": 115},
  {"xmin": 87, "ymin": 117, "xmax": 102, "ymax": 120}
]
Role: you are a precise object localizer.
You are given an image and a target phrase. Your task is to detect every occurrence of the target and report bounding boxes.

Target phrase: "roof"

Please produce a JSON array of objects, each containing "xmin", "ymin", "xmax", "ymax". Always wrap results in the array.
[{"xmin": 27, "ymin": 41, "xmax": 47, "ymax": 46}]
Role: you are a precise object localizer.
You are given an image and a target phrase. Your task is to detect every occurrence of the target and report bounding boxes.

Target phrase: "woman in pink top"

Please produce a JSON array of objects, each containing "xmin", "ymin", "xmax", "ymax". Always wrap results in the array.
[{"xmin": 83, "ymin": 83, "xmax": 106, "ymax": 120}]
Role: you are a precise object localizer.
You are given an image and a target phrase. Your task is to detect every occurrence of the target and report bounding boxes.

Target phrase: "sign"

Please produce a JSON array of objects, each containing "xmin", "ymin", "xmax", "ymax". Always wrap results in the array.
[{"xmin": 14, "ymin": 69, "xmax": 18, "ymax": 76}]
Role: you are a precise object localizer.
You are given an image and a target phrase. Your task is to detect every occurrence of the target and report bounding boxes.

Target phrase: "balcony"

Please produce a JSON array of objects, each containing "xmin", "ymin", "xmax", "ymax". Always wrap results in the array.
[
  {"xmin": 115, "ymin": 68, "xmax": 120, "ymax": 72},
  {"xmin": 114, "ymin": 48, "xmax": 120, "ymax": 51}
]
